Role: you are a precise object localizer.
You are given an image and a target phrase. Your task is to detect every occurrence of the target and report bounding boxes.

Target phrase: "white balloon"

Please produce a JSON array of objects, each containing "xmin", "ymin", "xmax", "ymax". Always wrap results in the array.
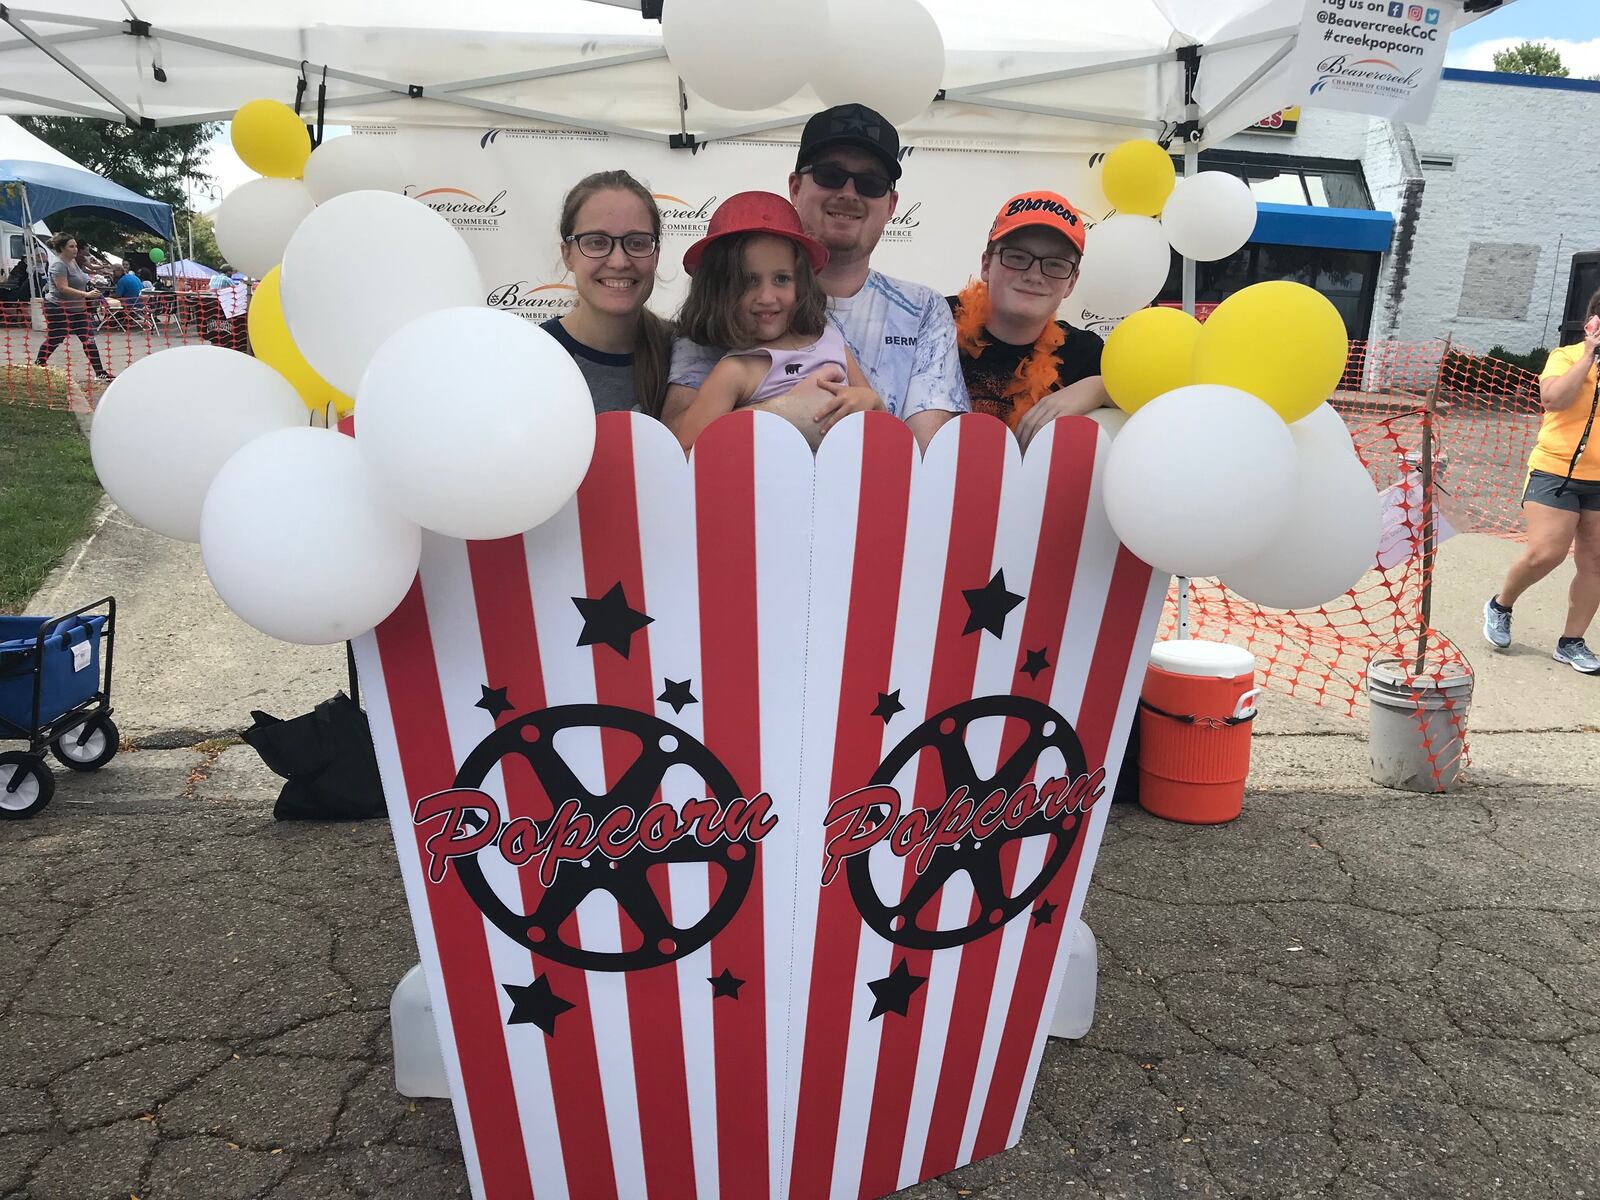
[
  {"xmin": 1085, "ymin": 407, "xmax": 1130, "ymax": 439},
  {"xmin": 200, "ymin": 427, "xmax": 421, "ymax": 645},
  {"xmin": 813, "ymin": 0, "xmax": 945, "ymax": 126},
  {"xmin": 89, "ymin": 346, "xmax": 305, "ymax": 542},
  {"xmin": 302, "ymin": 135, "xmax": 406, "ymax": 204},
  {"xmin": 279, "ymin": 191, "xmax": 484, "ymax": 396},
  {"xmin": 357, "ymin": 309, "xmax": 597, "ymax": 540},
  {"xmin": 664, "ymin": 0, "xmax": 826, "ymax": 110},
  {"xmin": 1290, "ymin": 402, "xmax": 1360, "ymax": 464},
  {"xmin": 212, "ymin": 177, "xmax": 315, "ymax": 279},
  {"xmin": 1071, "ymin": 215, "xmax": 1172, "ymax": 320},
  {"xmin": 1104, "ymin": 385, "xmax": 1298, "ymax": 578},
  {"xmin": 1161, "ymin": 171, "xmax": 1257, "ymax": 262},
  {"xmin": 1221, "ymin": 444, "xmax": 1383, "ymax": 610}
]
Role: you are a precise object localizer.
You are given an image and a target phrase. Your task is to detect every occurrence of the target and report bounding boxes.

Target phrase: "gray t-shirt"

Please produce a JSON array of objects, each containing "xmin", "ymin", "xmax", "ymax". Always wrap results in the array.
[
  {"xmin": 542, "ymin": 317, "xmax": 640, "ymax": 414},
  {"xmin": 46, "ymin": 257, "xmax": 91, "ymax": 309}
]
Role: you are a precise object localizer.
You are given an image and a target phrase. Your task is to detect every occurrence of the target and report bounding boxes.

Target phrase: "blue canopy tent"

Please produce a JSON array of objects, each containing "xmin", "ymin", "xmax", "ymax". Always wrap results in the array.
[
  {"xmin": 0, "ymin": 158, "xmax": 174, "ymax": 305},
  {"xmin": 0, "ymin": 159, "xmax": 173, "ymax": 240}
]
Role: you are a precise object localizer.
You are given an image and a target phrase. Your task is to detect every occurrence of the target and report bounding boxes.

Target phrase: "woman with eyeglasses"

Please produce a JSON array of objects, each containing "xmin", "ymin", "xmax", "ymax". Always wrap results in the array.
[
  {"xmin": 948, "ymin": 191, "xmax": 1112, "ymax": 447},
  {"xmin": 547, "ymin": 170, "xmax": 672, "ymax": 415}
]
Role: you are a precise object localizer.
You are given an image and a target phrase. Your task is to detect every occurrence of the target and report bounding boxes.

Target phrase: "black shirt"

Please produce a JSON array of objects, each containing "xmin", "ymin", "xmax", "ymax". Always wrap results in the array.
[{"xmin": 944, "ymin": 298, "xmax": 1104, "ymax": 429}]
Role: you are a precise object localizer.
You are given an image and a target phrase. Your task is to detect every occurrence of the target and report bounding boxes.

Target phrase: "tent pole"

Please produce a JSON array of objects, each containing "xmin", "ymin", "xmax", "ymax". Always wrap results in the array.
[
  {"xmin": 0, "ymin": 8, "xmax": 142, "ymax": 124},
  {"xmin": 19, "ymin": 186, "xmax": 41, "ymax": 308},
  {"xmin": 1177, "ymin": 140, "xmax": 1200, "ymax": 641}
]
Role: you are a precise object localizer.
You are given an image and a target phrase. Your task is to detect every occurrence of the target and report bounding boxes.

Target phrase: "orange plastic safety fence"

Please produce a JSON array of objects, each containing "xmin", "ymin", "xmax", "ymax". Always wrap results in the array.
[
  {"xmin": 1, "ymin": 291, "xmax": 253, "ymax": 411},
  {"xmin": 1160, "ymin": 338, "xmax": 1543, "ymax": 790}
]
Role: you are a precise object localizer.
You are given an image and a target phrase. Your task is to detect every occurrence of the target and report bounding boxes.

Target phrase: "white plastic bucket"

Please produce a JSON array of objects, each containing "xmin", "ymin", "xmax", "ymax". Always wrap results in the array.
[{"xmin": 1366, "ymin": 656, "xmax": 1473, "ymax": 792}]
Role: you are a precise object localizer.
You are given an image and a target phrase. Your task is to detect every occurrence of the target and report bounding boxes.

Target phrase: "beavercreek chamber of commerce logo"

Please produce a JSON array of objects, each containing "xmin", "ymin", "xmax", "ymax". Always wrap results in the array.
[
  {"xmin": 879, "ymin": 198, "xmax": 923, "ymax": 245},
  {"xmin": 479, "ymin": 126, "xmax": 609, "ymax": 149},
  {"xmin": 404, "ymin": 185, "xmax": 509, "ymax": 231},
  {"xmin": 1313, "ymin": 54, "xmax": 1424, "ymax": 99},
  {"xmin": 486, "ymin": 280, "xmax": 576, "ymax": 320},
  {"xmin": 653, "ymin": 193, "xmax": 718, "ymax": 239}
]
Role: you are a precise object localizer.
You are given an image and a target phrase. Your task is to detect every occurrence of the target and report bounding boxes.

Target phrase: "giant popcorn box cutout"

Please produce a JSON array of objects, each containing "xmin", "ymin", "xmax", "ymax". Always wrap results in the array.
[{"xmin": 354, "ymin": 410, "xmax": 1165, "ymax": 1200}]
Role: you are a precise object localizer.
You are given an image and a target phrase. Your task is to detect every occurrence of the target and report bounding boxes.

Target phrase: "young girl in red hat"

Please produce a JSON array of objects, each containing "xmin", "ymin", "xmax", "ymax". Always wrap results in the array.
[{"xmin": 669, "ymin": 191, "xmax": 872, "ymax": 451}]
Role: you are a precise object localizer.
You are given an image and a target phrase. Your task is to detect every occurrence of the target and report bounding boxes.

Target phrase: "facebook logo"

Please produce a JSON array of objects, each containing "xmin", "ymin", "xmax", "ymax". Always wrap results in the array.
[
  {"xmin": 1425, "ymin": 7, "xmax": 1440, "ymax": 23},
  {"xmin": 1388, "ymin": 1, "xmax": 1403, "ymax": 15}
]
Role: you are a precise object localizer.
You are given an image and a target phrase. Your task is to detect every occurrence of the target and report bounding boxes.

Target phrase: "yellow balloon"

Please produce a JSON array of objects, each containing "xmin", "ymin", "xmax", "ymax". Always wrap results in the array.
[
  {"xmin": 1101, "ymin": 306, "xmax": 1202, "ymax": 414},
  {"xmin": 248, "ymin": 267, "xmax": 353, "ymax": 415},
  {"xmin": 1191, "ymin": 281, "xmax": 1349, "ymax": 424},
  {"xmin": 231, "ymin": 100, "xmax": 311, "ymax": 180},
  {"xmin": 1100, "ymin": 139, "xmax": 1176, "ymax": 217}
]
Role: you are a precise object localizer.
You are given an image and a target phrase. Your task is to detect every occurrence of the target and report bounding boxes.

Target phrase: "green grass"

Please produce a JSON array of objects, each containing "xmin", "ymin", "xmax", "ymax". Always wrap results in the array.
[
  {"xmin": 0, "ymin": 404, "xmax": 103, "ymax": 613},
  {"xmin": 0, "ymin": 363, "xmax": 72, "ymax": 406}
]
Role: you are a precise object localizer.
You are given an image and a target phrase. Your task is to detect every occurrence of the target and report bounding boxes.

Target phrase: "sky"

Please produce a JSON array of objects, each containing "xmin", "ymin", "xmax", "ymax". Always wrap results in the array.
[
  {"xmin": 193, "ymin": 0, "xmax": 1594, "ymax": 204},
  {"xmin": 1444, "ymin": 0, "xmax": 1600, "ymax": 75}
]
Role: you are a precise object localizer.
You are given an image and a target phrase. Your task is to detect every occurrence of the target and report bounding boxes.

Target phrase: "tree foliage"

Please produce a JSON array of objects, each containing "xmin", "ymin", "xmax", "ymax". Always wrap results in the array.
[
  {"xmin": 1491, "ymin": 41, "xmax": 1570, "ymax": 78},
  {"xmin": 12, "ymin": 117, "xmax": 221, "ymax": 257}
]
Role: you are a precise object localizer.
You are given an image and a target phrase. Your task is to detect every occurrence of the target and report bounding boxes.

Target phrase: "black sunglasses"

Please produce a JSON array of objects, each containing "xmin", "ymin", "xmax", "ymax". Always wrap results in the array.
[{"xmin": 799, "ymin": 162, "xmax": 894, "ymax": 199}]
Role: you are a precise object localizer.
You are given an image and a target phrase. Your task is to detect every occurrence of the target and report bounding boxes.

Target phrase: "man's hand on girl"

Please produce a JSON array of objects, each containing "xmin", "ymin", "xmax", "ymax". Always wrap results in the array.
[{"xmin": 815, "ymin": 376, "xmax": 886, "ymax": 434}]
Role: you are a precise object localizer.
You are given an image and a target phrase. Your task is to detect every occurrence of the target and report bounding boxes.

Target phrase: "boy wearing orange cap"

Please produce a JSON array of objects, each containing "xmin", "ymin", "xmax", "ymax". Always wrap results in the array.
[{"xmin": 948, "ymin": 190, "xmax": 1113, "ymax": 446}]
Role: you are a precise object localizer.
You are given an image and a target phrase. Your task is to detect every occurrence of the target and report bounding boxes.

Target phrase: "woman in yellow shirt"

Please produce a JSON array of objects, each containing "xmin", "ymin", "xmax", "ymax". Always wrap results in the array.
[{"xmin": 1483, "ymin": 292, "xmax": 1600, "ymax": 674}]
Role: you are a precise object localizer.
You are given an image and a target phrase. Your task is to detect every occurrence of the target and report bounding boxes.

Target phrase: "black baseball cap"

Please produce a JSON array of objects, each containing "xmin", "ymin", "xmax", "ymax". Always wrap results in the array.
[{"xmin": 796, "ymin": 103, "xmax": 902, "ymax": 182}]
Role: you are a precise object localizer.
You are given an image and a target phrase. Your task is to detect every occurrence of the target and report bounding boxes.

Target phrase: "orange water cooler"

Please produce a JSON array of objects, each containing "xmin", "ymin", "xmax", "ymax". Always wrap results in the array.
[{"xmin": 1137, "ymin": 640, "xmax": 1260, "ymax": 824}]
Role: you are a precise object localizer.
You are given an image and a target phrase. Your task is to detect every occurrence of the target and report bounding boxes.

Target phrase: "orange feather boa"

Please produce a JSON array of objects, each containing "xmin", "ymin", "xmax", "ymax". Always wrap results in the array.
[{"xmin": 952, "ymin": 279, "xmax": 1066, "ymax": 429}]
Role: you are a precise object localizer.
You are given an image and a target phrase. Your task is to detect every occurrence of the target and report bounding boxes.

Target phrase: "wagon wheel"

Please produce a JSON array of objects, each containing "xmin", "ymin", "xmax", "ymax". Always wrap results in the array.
[
  {"xmin": 847, "ymin": 695, "xmax": 1089, "ymax": 950},
  {"xmin": 451, "ymin": 704, "xmax": 755, "ymax": 972}
]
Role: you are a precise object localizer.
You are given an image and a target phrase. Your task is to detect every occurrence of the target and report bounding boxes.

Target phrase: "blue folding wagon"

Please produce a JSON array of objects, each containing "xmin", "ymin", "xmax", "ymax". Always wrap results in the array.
[{"xmin": 0, "ymin": 597, "xmax": 118, "ymax": 818}]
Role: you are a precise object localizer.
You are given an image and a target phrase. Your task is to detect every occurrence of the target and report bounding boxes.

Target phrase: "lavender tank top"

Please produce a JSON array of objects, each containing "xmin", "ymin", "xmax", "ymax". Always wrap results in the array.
[{"xmin": 729, "ymin": 324, "xmax": 850, "ymax": 406}]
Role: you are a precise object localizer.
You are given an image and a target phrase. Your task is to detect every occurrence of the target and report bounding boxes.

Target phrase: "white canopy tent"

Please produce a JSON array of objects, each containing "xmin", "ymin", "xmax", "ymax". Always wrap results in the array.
[{"xmin": 0, "ymin": 1, "xmax": 1510, "ymax": 152}]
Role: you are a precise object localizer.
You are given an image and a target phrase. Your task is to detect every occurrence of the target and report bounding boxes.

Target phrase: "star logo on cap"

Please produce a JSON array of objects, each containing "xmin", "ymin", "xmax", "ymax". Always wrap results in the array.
[{"xmin": 832, "ymin": 111, "xmax": 875, "ymax": 138}]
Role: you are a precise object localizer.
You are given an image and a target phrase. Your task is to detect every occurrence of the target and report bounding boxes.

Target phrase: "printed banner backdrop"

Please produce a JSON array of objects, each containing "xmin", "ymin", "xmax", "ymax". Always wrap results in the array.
[
  {"xmin": 357, "ymin": 124, "xmax": 1114, "ymax": 330},
  {"xmin": 354, "ymin": 410, "xmax": 1166, "ymax": 1200},
  {"xmin": 1284, "ymin": 0, "xmax": 1460, "ymax": 123}
]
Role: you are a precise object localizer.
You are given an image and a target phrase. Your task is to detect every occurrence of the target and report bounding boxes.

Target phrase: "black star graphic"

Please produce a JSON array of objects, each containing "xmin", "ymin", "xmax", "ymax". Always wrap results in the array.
[
  {"xmin": 1019, "ymin": 648, "xmax": 1051, "ymax": 681},
  {"xmin": 1031, "ymin": 899, "xmax": 1058, "ymax": 928},
  {"xmin": 572, "ymin": 582, "xmax": 653, "ymax": 658},
  {"xmin": 867, "ymin": 959, "xmax": 928, "ymax": 1020},
  {"xmin": 658, "ymin": 678, "xmax": 698, "ymax": 714},
  {"xmin": 872, "ymin": 689, "xmax": 905, "ymax": 722},
  {"xmin": 708, "ymin": 968, "xmax": 745, "ymax": 1000},
  {"xmin": 503, "ymin": 976, "xmax": 575, "ymax": 1036},
  {"xmin": 474, "ymin": 684, "xmax": 514, "ymax": 719},
  {"xmin": 962, "ymin": 570, "xmax": 1025, "ymax": 639}
]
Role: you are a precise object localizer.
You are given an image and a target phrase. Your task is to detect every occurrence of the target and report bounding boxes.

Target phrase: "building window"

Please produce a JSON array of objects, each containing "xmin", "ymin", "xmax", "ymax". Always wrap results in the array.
[
  {"xmin": 1181, "ymin": 150, "xmax": 1374, "ymax": 210},
  {"xmin": 1158, "ymin": 244, "xmax": 1382, "ymax": 340}
]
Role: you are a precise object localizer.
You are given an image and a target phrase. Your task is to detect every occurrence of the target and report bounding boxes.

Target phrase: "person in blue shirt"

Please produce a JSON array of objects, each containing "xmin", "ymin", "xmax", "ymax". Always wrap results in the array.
[{"xmin": 112, "ymin": 267, "xmax": 144, "ymax": 305}]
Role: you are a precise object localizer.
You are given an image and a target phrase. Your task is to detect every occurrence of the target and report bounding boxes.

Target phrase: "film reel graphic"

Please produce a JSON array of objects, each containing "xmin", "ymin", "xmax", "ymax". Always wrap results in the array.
[
  {"xmin": 450, "ymin": 704, "xmax": 756, "ymax": 972},
  {"xmin": 847, "ymin": 696, "xmax": 1090, "ymax": 951}
]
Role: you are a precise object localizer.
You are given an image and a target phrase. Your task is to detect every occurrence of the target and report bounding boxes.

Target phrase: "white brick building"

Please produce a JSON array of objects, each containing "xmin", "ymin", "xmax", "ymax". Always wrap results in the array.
[{"xmin": 1181, "ymin": 69, "xmax": 1600, "ymax": 355}]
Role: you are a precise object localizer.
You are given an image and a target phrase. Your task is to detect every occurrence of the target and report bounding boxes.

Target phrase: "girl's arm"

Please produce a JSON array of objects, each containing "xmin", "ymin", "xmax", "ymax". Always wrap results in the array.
[{"xmin": 670, "ymin": 356, "xmax": 761, "ymax": 450}]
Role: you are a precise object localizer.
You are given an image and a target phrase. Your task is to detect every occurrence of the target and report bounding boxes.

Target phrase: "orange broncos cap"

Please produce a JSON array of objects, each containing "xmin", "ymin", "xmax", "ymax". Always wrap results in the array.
[{"xmin": 987, "ymin": 190, "xmax": 1087, "ymax": 255}]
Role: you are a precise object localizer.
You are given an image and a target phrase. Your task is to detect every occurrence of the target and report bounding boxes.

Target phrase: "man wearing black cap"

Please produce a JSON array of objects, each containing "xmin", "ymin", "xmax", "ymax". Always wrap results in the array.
[{"xmin": 663, "ymin": 103, "xmax": 969, "ymax": 449}]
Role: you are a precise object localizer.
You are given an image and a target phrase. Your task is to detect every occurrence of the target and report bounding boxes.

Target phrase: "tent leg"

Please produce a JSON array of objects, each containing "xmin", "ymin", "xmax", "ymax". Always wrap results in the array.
[
  {"xmin": 19, "ymin": 187, "xmax": 40, "ymax": 309},
  {"xmin": 1176, "ymin": 143, "xmax": 1199, "ymax": 641}
]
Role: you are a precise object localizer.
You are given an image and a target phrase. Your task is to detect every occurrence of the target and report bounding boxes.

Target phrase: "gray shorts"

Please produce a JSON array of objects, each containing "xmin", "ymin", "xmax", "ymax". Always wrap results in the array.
[{"xmin": 1523, "ymin": 469, "xmax": 1600, "ymax": 513}]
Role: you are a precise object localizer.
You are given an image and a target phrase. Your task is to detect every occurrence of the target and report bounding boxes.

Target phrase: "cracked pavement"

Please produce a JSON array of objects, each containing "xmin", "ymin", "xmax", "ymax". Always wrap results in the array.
[{"xmin": 1, "ymin": 726, "xmax": 1597, "ymax": 1200}]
